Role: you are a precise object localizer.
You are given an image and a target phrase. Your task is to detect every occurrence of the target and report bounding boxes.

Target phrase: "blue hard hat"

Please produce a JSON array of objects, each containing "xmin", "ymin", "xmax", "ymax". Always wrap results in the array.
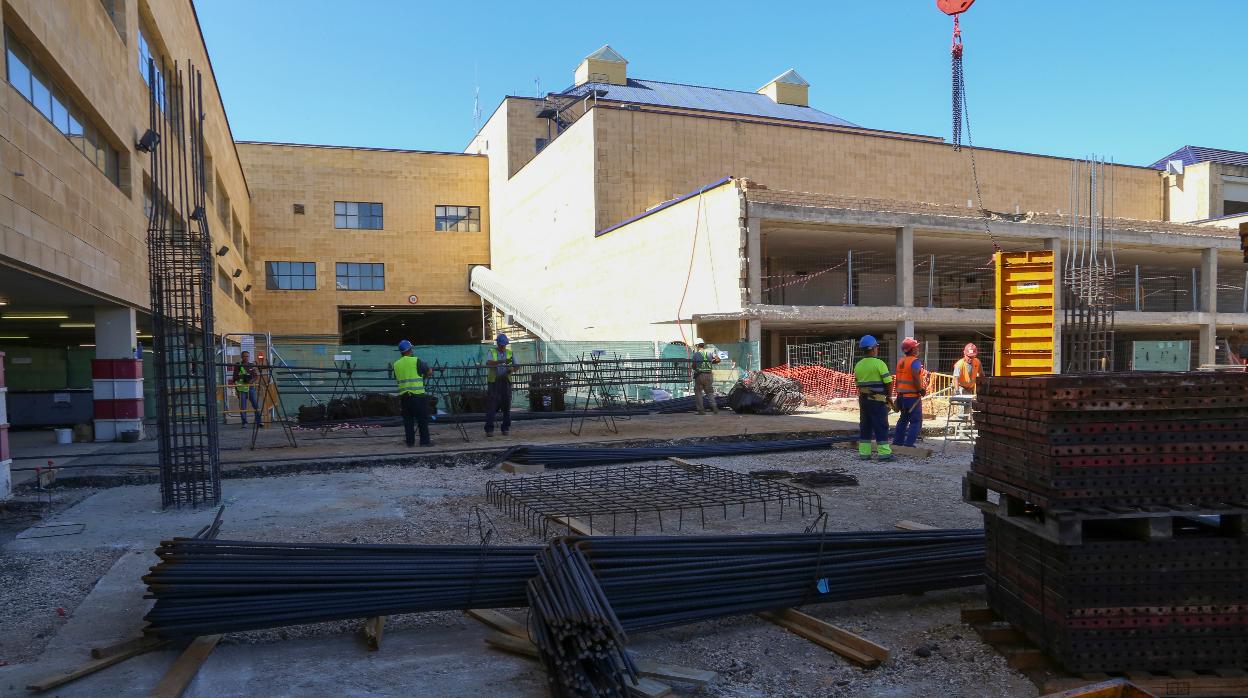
[
  {"xmin": 496, "ymin": 333, "xmax": 510, "ymax": 346},
  {"xmin": 398, "ymin": 339, "xmax": 413, "ymax": 352},
  {"xmin": 858, "ymin": 335, "xmax": 878, "ymax": 349}
]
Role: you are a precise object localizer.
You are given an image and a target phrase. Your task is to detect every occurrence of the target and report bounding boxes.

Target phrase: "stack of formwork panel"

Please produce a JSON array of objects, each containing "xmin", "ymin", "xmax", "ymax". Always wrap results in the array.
[{"xmin": 965, "ymin": 371, "xmax": 1248, "ymax": 672}]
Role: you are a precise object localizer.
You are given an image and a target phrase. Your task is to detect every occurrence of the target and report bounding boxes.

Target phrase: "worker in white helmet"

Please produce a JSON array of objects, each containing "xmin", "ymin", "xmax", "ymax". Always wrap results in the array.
[{"xmin": 691, "ymin": 338, "xmax": 721, "ymax": 415}]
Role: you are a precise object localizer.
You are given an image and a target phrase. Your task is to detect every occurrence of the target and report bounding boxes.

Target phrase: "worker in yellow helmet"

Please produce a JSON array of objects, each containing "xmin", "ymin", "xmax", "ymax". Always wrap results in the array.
[
  {"xmin": 394, "ymin": 339, "xmax": 433, "ymax": 447},
  {"xmin": 853, "ymin": 336, "xmax": 894, "ymax": 461}
]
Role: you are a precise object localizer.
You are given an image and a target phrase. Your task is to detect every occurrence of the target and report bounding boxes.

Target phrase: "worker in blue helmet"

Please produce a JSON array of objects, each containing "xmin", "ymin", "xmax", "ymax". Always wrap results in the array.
[
  {"xmin": 394, "ymin": 339, "xmax": 433, "ymax": 447},
  {"xmin": 853, "ymin": 335, "xmax": 895, "ymax": 461},
  {"xmin": 484, "ymin": 333, "xmax": 516, "ymax": 437}
]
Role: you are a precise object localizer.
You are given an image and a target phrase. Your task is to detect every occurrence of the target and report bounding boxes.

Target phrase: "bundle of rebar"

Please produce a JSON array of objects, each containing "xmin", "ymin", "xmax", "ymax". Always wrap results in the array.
[
  {"xmin": 143, "ymin": 530, "xmax": 984, "ymax": 646},
  {"xmin": 727, "ymin": 371, "xmax": 805, "ymax": 415},
  {"xmin": 527, "ymin": 539, "xmax": 637, "ymax": 697},
  {"xmin": 648, "ymin": 394, "xmax": 731, "ymax": 413},
  {"xmin": 487, "ymin": 436, "xmax": 858, "ymax": 469},
  {"xmin": 142, "ymin": 539, "xmax": 539, "ymax": 637}
]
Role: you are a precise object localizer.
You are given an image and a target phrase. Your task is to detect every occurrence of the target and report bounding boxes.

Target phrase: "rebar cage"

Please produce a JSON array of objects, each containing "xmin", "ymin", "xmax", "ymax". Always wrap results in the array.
[
  {"xmin": 486, "ymin": 462, "xmax": 822, "ymax": 536},
  {"xmin": 146, "ymin": 58, "xmax": 220, "ymax": 508}
]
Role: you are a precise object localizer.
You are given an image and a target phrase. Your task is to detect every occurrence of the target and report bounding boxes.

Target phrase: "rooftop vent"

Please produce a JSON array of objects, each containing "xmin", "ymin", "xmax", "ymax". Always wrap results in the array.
[
  {"xmin": 757, "ymin": 69, "xmax": 809, "ymax": 107},
  {"xmin": 574, "ymin": 45, "xmax": 627, "ymax": 87}
]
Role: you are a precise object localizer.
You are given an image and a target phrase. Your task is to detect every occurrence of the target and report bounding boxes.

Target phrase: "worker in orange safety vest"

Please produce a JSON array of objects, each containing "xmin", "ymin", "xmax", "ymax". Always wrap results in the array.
[
  {"xmin": 891, "ymin": 337, "xmax": 926, "ymax": 448},
  {"xmin": 953, "ymin": 343, "xmax": 983, "ymax": 394}
]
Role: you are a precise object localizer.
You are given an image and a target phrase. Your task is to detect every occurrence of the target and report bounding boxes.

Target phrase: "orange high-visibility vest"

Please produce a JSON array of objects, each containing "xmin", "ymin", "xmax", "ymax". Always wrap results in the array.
[
  {"xmin": 954, "ymin": 357, "xmax": 982, "ymax": 390},
  {"xmin": 894, "ymin": 356, "xmax": 924, "ymax": 397}
]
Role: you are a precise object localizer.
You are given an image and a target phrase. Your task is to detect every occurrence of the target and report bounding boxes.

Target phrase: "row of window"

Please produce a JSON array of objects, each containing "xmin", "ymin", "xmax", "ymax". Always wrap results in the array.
[
  {"xmin": 266, "ymin": 262, "xmax": 387, "ymax": 291},
  {"xmin": 5, "ymin": 30, "xmax": 121, "ymax": 186},
  {"xmin": 331, "ymin": 202, "xmax": 483, "ymax": 232}
]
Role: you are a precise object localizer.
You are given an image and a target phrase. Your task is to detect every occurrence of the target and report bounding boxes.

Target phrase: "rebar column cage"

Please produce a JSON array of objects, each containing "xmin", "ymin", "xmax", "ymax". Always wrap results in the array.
[
  {"xmin": 146, "ymin": 58, "xmax": 221, "ymax": 508},
  {"xmin": 486, "ymin": 462, "xmax": 822, "ymax": 536},
  {"xmin": 1062, "ymin": 157, "xmax": 1117, "ymax": 373}
]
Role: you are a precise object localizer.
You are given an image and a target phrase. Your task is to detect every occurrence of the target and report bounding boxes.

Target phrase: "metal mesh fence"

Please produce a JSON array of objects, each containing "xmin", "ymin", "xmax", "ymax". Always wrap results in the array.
[
  {"xmin": 1218, "ymin": 268, "xmax": 1248, "ymax": 314},
  {"xmin": 762, "ymin": 250, "xmax": 896, "ymax": 306},
  {"xmin": 912, "ymin": 254, "xmax": 995, "ymax": 309},
  {"xmin": 1113, "ymin": 265, "xmax": 1199, "ymax": 312}
]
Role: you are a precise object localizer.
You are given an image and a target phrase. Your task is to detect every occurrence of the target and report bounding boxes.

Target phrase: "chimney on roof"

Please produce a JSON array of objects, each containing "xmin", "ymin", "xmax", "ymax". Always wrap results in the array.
[
  {"xmin": 575, "ymin": 45, "xmax": 627, "ymax": 87},
  {"xmin": 758, "ymin": 69, "xmax": 809, "ymax": 107}
]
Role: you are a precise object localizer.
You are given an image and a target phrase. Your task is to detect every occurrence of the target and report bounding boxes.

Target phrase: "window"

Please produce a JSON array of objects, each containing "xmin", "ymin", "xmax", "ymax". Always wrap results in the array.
[
  {"xmin": 334, "ymin": 201, "xmax": 383, "ymax": 230},
  {"xmin": 1226, "ymin": 200, "xmax": 1248, "ymax": 216},
  {"xmin": 216, "ymin": 180, "xmax": 230, "ymax": 227},
  {"xmin": 232, "ymin": 214, "xmax": 243, "ymax": 249},
  {"xmin": 435, "ymin": 205, "xmax": 481, "ymax": 232},
  {"xmin": 217, "ymin": 267, "xmax": 232, "ymax": 294},
  {"xmin": 536, "ymin": 137, "xmax": 550, "ymax": 153},
  {"xmin": 203, "ymin": 152, "xmax": 214, "ymax": 199},
  {"xmin": 335, "ymin": 262, "xmax": 384, "ymax": 291},
  {"xmin": 266, "ymin": 261, "xmax": 316, "ymax": 290},
  {"xmin": 5, "ymin": 30, "xmax": 121, "ymax": 186},
  {"xmin": 244, "ymin": 298, "xmax": 253, "ymax": 317},
  {"xmin": 97, "ymin": 0, "xmax": 125, "ymax": 39},
  {"xmin": 233, "ymin": 286, "xmax": 244, "ymax": 307}
]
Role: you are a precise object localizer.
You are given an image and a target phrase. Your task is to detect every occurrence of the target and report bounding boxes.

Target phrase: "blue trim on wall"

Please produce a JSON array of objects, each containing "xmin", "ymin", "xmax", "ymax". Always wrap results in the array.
[{"xmin": 594, "ymin": 176, "xmax": 734, "ymax": 238}]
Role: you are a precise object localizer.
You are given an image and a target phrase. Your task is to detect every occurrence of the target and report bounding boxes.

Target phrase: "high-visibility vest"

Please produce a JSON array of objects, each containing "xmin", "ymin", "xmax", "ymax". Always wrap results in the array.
[
  {"xmin": 487, "ymin": 347, "xmax": 513, "ymax": 383},
  {"xmin": 895, "ymin": 356, "xmax": 923, "ymax": 397},
  {"xmin": 693, "ymin": 350, "xmax": 714, "ymax": 373},
  {"xmin": 954, "ymin": 357, "xmax": 982, "ymax": 390},
  {"xmin": 854, "ymin": 356, "xmax": 892, "ymax": 396},
  {"xmin": 236, "ymin": 364, "xmax": 253, "ymax": 393},
  {"xmin": 394, "ymin": 355, "xmax": 425, "ymax": 395}
]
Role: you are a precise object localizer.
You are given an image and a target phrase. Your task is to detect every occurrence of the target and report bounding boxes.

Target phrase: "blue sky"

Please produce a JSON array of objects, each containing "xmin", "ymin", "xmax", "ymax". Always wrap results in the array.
[{"xmin": 195, "ymin": 1, "xmax": 1246, "ymax": 166}]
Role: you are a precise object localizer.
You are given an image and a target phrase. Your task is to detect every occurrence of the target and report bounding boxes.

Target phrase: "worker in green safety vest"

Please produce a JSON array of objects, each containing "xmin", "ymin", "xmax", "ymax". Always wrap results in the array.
[
  {"xmin": 484, "ymin": 333, "xmax": 515, "ymax": 437},
  {"xmin": 394, "ymin": 339, "xmax": 433, "ymax": 447},
  {"xmin": 853, "ymin": 335, "xmax": 894, "ymax": 461},
  {"xmin": 231, "ymin": 350, "xmax": 262, "ymax": 428},
  {"xmin": 691, "ymin": 338, "xmax": 721, "ymax": 415}
]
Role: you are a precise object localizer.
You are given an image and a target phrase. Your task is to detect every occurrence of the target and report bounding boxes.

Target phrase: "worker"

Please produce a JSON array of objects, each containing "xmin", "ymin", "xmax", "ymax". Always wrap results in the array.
[
  {"xmin": 691, "ymin": 338, "xmax": 721, "ymax": 415},
  {"xmin": 854, "ymin": 336, "xmax": 894, "ymax": 461},
  {"xmin": 953, "ymin": 343, "xmax": 983, "ymax": 394},
  {"xmin": 394, "ymin": 339, "xmax": 433, "ymax": 447},
  {"xmin": 892, "ymin": 337, "xmax": 926, "ymax": 448},
  {"xmin": 231, "ymin": 350, "xmax": 262, "ymax": 428},
  {"xmin": 484, "ymin": 333, "xmax": 515, "ymax": 437}
]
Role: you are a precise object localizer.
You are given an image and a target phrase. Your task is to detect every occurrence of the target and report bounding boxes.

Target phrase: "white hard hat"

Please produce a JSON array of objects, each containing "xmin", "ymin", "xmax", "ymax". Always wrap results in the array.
[{"xmin": 695, "ymin": 337, "xmax": 706, "ymax": 345}]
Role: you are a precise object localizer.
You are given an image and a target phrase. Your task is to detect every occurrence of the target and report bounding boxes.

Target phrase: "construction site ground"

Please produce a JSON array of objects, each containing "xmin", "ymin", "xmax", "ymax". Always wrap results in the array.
[{"xmin": 0, "ymin": 404, "xmax": 1039, "ymax": 698}]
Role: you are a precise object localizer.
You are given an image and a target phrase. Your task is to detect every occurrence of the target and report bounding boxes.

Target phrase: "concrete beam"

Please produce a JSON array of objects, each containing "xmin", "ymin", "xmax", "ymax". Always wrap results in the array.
[
  {"xmin": 896, "ymin": 227, "xmax": 914, "ymax": 307},
  {"xmin": 748, "ymin": 203, "xmax": 1242, "ymax": 252}
]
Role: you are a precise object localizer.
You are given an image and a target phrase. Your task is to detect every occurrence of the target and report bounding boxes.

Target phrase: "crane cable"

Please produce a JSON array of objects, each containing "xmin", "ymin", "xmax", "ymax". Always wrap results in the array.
[{"xmin": 947, "ymin": 9, "xmax": 1000, "ymax": 253}]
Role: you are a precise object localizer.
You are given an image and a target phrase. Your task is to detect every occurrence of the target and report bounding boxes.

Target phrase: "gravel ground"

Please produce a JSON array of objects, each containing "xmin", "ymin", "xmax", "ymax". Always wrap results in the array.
[{"xmin": 5, "ymin": 437, "xmax": 1038, "ymax": 695}]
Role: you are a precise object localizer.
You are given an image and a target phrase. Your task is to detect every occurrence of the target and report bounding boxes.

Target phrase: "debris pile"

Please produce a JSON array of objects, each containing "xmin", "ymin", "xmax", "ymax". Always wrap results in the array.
[{"xmin": 728, "ymin": 371, "xmax": 805, "ymax": 414}]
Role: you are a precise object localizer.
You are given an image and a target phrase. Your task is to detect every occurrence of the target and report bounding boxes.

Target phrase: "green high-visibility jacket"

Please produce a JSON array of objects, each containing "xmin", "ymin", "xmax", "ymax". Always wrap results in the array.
[{"xmin": 394, "ymin": 355, "xmax": 426, "ymax": 395}]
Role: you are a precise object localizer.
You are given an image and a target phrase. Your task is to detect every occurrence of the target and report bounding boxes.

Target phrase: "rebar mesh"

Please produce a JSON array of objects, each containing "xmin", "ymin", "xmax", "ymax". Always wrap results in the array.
[
  {"xmin": 1062, "ymin": 158, "xmax": 1117, "ymax": 373},
  {"xmin": 146, "ymin": 59, "xmax": 220, "ymax": 508},
  {"xmin": 486, "ymin": 462, "xmax": 822, "ymax": 536}
]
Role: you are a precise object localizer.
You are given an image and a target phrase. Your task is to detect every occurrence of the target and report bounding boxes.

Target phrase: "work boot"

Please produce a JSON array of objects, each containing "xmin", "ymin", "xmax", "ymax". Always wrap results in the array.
[
  {"xmin": 877, "ymin": 454, "xmax": 896, "ymax": 462},
  {"xmin": 857, "ymin": 453, "xmax": 872, "ymax": 461},
  {"xmin": 485, "ymin": 432, "xmax": 494, "ymax": 438}
]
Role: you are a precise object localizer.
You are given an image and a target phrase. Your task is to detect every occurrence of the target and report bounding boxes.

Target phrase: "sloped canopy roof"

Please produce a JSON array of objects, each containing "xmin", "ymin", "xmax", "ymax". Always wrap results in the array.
[
  {"xmin": 1150, "ymin": 145, "xmax": 1248, "ymax": 170},
  {"xmin": 768, "ymin": 69, "xmax": 809, "ymax": 86},
  {"xmin": 584, "ymin": 45, "xmax": 627, "ymax": 63}
]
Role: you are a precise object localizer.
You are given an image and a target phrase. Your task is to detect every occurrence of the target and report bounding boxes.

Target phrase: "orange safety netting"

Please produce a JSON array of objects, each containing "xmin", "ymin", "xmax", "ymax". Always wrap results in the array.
[{"xmin": 764, "ymin": 364, "xmax": 858, "ymax": 402}]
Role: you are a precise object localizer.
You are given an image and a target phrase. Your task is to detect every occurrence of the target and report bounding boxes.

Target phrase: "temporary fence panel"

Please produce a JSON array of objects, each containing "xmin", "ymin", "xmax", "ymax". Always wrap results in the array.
[
  {"xmin": 1131, "ymin": 340, "xmax": 1192, "ymax": 372},
  {"xmin": 994, "ymin": 251, "xmax": 1056, "ymax": 376},
  {"xmin": 762, "ymin": 250, "xmax": 896, "ymax": 307}
]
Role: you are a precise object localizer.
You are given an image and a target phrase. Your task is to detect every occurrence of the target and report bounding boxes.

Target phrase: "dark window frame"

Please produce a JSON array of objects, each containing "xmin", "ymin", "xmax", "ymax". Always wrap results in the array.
[
  {"xmin": 4, "ymin": 29, "xmax": 121, "ymax": 187},
  {"xmin": 265, "ymin": 261, "xmax": 317, "ymax": 290},
  {"xmin": 435, "ymin": 204, "xmax": 481, "ymax": 232},
  {"xmin": 335, "ymin": 262, "xmax": 385, "ymax": 291},
  {"xmin": 1225, "ymin": 200, "xmax": 1248, "ymax": 216},
  {"xmin": 334, "ymin": 201, "xmax": 384, "ymax": 230}
]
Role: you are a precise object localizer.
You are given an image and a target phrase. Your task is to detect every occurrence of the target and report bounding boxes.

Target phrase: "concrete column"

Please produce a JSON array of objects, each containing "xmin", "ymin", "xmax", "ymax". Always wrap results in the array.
[
  {"xmin": 747, "ymin": 320, "xmax": 762, "ymax": 369},
  {"xmin": 746, "ymin": 217, "xmax": 762, "ymax": 305},
  {"xmin": 894, "ymin": 318, "xmax": 914, "ymax": 367},
  {"xmin": 1201, "ymin": 248, "xmax": 1218, "ymax": 314},
  {"xmin": 1200, "ymin": 248, "xmax": 1219, "ymax": 366},
  {"xmin": 1045, "ymin": 237, "xmax": 1063, "ymax": 374},
  {"xmin": 896, "ymin": 226, "xmax": 914, "ymax": 307},
  {"xmin": 95, "ymin": 306, "xmax": 136, "ymax": 359}
]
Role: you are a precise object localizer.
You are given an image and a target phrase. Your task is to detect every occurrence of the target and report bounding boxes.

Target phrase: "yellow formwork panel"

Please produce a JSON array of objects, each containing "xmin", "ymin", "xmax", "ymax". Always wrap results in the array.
[{"xmin": 994, "ymin": 250, "xmax": 1056, "ymax": 376}]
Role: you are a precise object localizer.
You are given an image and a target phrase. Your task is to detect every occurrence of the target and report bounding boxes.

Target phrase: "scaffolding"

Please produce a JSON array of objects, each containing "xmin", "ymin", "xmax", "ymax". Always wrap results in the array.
[{"xmin": 145, "ymin": 59, "xmax": 220, "ymax": 508}]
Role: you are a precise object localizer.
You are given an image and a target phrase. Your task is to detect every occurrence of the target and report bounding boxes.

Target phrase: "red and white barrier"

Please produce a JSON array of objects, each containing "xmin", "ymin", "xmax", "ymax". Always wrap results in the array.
[{"xmin": 92, "ymin": 359, "xmax": 143, "ymax": 441}]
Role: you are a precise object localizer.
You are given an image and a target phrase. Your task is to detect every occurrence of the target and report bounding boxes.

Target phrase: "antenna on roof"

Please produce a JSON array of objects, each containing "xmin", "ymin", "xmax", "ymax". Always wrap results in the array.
[
  {"xmin": 535, "ymin": 77, "xmax": 541, "ymax": 97},
  {"xmin": 473, "ymin": 63, "xmax": 482, "ymax": 133}
]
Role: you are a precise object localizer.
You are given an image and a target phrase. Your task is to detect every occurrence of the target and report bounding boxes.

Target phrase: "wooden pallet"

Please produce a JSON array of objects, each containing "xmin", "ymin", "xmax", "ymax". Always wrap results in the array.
[
  {"xmin": 963, "ymin": 473, "xmax": 1247, "ymax": 545},
  {"xmin": 962, "ymin": 609, "xmax": 1248, "ymax": 697}
]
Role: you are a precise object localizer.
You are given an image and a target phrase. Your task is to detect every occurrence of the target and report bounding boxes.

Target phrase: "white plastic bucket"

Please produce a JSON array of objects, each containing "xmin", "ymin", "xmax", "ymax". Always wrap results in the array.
[{"xmin": 55, "ymin": 428, "xmax": 73, "ymax": 445}]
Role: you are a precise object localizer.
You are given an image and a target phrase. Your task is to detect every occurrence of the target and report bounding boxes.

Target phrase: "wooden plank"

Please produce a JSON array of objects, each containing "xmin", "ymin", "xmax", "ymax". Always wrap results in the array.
[
  {"xmin": 666, "ymin": 457, "xmax": 703, "ymax": 471},
  {"xmin": 1006, "ymin": 648, "xmax": 1053, "ymax": 670},
  {"xmin": 501, "ymin": 461, "xmax": 545, "ymax": 475},
  {"xmin": 757, "ymin": 609, "xmax": 888, "ymax": 668},
  {"xmin": 977, "ymin": 624, "xmax": 1024, "ymax": 644},
  {"xmin": 546, "ymin": 515, "xmax": 600, "ymax": 536},
  {"xmin": 625, "ymin": 677, "xmax": 672, "ymax": 698},
  {"xmin": 1038, "ymin": 678, "xmax": 1152, "ymax": 698},
  {"xmin": 27, "ymin": 638, "xmax": 170, "ymax": 692},
  {"xmin": 483, "ymin": 632, "xmax": 539, "ymax": 659},
  {"xmin": 362, "ymin": 615, "xmax": 386, "ymax": 651},
  {"xmin": 890, "ymin": 444, "xmax": 932, "ymax": 458},
  {"xmin": 960, "ymin": 608, "xmax": 998, "ymax": 624},
  {"xmin": 465, "ymin": 608, "xmax": 527, "ymax": 640},
  {"xmin": 633, "ymin": 659, "xmax": 717, "ymax": 686},
  {"xmin": 895, "ymin": 520, "xmax": 938, "ymax": 531},
  {"xmin": 147, "ymin": 634, "xmax": 222, "ymax": 698},
  {"xmin": 1042, "ymin": 673, "xmax": 1248, "ymax": 697}
]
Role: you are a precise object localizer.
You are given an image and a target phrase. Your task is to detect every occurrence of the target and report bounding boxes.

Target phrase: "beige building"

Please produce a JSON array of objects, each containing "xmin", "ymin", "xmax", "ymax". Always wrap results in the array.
[{"xmin": 238, "ymin": 142, "xmax": 489, "ymax": 343}]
